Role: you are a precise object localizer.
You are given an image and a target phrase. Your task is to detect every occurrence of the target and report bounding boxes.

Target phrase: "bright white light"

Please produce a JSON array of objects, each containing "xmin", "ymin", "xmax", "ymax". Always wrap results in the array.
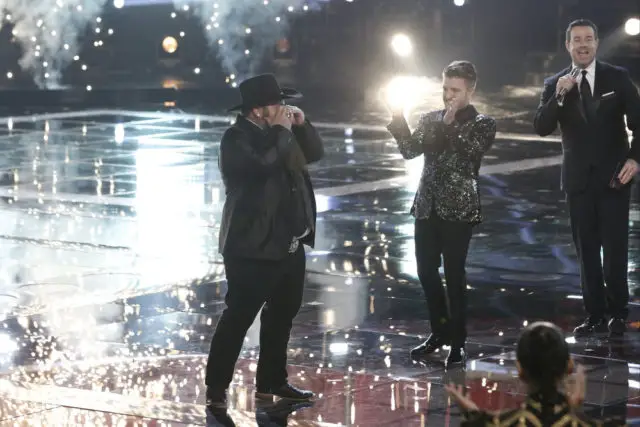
[
  {"xmin": 625, "ymin": 18, "xmax": 640, "ymax": 36},
  {"xmin": 390, "ymin": 33, "xmax": 413, "ymax": 57},
  {"xmin": 329, "ymin": 342, "xmax": 349, "ymax": 355},
  {"xmin": 315, "ymin": 194, "xmax": 331, "ymax": 214},
  {"xmin": 454, "ymin": 0, "xmax": 466, "ymax": 6},
  {"xmin": 0, "ymin": 334, "xmax": 17, "ymax": 355},
  {"xmin": 380, "ymin": 75, "xmax": 435, "ymax": 113},
  {"xmin": 113, "ymin": 0, "xmax": 125, "ymax": 8},
  {"xmin": 114, "ymin": 123, "xmax": 124, "ymax": 144}
]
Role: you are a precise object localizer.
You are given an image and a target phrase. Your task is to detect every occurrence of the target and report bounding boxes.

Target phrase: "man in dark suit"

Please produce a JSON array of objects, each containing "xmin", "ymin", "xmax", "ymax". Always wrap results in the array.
[
  {"xmin": 534, "ymin": 19, "xmax": 640, "ymax": 337},
  {"xmin": 205, "ymin": 74, "xmax": 324, "ymax": 408}
]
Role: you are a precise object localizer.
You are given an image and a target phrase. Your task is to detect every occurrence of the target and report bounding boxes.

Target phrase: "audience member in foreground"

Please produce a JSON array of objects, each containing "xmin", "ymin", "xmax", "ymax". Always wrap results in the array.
[{"xmin": 446, "ymin": 322, "xmax": 626, "ymax": 426}]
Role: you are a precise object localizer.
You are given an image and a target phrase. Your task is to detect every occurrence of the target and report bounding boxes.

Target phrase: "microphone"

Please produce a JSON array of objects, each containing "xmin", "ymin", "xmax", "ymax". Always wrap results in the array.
[{"xmin": 557, "ymin": 67, "xmax": 581, "ymax": 104}]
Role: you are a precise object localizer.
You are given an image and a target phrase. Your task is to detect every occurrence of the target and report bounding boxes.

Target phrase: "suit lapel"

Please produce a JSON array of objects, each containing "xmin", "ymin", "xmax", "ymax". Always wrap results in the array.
[{"xmin": 592, "ymin": 61, "xmax": 605, "ymax": 112}]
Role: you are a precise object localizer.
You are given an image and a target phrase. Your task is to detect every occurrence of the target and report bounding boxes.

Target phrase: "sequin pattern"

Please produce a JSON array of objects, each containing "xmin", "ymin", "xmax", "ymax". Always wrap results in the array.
[
  {"xmin": 461, "ymin": 393, "xmax": 626, "ymax": 426},
  {"xmin": 386, "ymin": 107, "xmax": 496, "ymax": 224}
]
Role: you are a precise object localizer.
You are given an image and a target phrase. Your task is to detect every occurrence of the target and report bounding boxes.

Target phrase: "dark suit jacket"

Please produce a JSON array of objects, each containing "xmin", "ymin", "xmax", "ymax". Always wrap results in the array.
[
  {"xmin": 218, "ymin": 115, "xmax": 324, "ymax": 260},
  {"xmin": 533, "ymin": 61, "xmax": 640, "ymax": 193}
]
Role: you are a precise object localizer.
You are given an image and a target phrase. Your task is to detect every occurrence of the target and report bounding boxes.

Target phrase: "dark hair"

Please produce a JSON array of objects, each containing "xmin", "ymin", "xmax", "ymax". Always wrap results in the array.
[
  {"xmin": 443, "ymin": 60, "xmax": 477, "ymax": 88},
  {"xmin": 516, "ymin": 322, "xmax": 570, "ymax": 395},
  {"xmin": 566, "ymin": 19, "xmax": 599, "ymax": 42}
]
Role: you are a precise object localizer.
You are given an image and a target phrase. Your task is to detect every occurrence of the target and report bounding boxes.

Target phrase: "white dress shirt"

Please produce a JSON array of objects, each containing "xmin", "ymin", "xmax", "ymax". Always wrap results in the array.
[
  {"xmin": 574, "ymin": 60, "xmax": 596, "ymax": 96},
  {"xmin": 557, "ymin": 60, "xmax": 596, "ymax": 107}
]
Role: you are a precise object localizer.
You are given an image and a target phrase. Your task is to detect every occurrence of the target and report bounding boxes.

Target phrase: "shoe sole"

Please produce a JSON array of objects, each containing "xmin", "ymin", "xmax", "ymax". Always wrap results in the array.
[
  {"xmin": 206, "ymin": 402, "xmax": 227, "ymax": 410},
  {"xmin": 255, "ymin": 392, "xmax": 313, "ymax": 401},
  {"xmin": 410, "ymin": 348, "xmax": 441, "ymax": 359}
]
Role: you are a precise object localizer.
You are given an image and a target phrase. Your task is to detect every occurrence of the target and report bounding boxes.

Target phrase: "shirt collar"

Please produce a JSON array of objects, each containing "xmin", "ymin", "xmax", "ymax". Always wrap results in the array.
[
  {"xmin": 573, "ymin": 60, "xmax": 596, "ymax": 76},
  {"xmin": 454, "ymin": 104, "xmax": 478, "ymax": 124},
  {"xmin": 237, "ymin": 114, "xmax": 268, "ymax": 131},
  {"xmin": 246, "ymin": 117, "xmax": 267, "ymax": 130}
]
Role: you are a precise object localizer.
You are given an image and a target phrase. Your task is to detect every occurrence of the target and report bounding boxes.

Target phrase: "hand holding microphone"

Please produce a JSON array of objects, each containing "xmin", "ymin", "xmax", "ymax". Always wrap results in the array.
[
  {"xmin": 556, "ymin": 68, "xmax": 580, "ymax": 104},
  {"xmin": 285, "ymin": 105, "xmax": 306, "ymax": 126},
  {"xmin": 267, "ymin": 106, "xmax": 293, "ymax": 130},
  {"xmin": 443, "ymin": 98, "xmax": 463, "ymax": 125}
]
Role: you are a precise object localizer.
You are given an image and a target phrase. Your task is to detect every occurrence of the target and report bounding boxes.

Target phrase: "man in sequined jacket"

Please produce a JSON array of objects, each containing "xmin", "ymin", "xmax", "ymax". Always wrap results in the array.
[{"xmin": 387, "ymin": 61, "xmax": 496, "ymax": 368}]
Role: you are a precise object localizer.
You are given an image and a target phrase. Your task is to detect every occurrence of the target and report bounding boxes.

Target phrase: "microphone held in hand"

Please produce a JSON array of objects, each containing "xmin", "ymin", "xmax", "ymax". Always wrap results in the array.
[{"xmin": 557, "ymin": 67, "xmax": 581, "ymax": 104}]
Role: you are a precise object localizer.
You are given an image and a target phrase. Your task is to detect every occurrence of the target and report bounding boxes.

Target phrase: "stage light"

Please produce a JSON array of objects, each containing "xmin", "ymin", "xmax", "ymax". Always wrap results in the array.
[
  {"xmin": 625, "ymin": 18, "xmax": 640, "ymax": 36},
  {"xmin": 381, "ymin": 75, "xmax": 423, "ymax": 112},
  {"xmin": 113, "ymin": 0, "xmax": 125, "ymax": 8},
  {"xmin": 390, "ymin": 33, "xmax": 413, "ymax": 57},
  {"xmin": 454, "ymin": 0, "xmax": 465, "ymax": 6},
  {"xmin": 162, "ymin": 36, "xmax": 178, "ymax": 54}
]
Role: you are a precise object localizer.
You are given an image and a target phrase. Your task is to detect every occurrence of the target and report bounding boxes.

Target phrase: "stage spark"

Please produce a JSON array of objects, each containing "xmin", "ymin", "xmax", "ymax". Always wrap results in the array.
[
  {"xmin": 0, "ymin": 0, "xmax": 107, "ymax": 88},
  {"xmin": 171, "ymin": 0, "xmax": 329, "ymax": 83}
]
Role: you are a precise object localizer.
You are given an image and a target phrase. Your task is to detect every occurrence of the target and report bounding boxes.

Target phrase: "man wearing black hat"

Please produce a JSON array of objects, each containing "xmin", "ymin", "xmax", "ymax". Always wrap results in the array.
[{"xmin": 205, "ymin": 74, "xmax": 324, "ymax": 408}]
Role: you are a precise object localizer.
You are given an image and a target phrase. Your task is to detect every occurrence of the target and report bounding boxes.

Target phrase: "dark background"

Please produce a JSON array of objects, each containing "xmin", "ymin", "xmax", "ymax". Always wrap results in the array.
[{"xmin": 0, "ymin": 0, "xmax": 638, "ymax": 110}]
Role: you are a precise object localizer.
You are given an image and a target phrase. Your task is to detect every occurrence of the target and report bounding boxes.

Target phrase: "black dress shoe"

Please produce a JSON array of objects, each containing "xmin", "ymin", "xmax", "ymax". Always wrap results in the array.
[
  {"xmin": 573, "ymin": 317, "xmax": 607, "ymax": 337},
  {"xmin": 206, "ymin": 407, "xmax": 236, "ymax": 427},
  {"xmin": 445, "ymin": 347, "xmax": 466, "ymax": 369},
  {"xmin": 608, "ymin": 318, "xmax": 626, "ymax": 336},
  {"xmin": 410, "ymin": 334, "xmax": 448, "ymax": 359},
  {"xmin": 206, "ymin": 387, "xmax": 227, "ymax": 409},
  {"xmin": 255, "ymin": 383, "xmax": 314, "ymax": 401}
]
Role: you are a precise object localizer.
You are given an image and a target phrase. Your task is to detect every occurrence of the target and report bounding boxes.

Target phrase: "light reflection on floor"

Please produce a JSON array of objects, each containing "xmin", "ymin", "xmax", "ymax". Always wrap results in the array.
[{"xmin": 0, "ymin": 109, "xmax": 638, "ymax": 425}]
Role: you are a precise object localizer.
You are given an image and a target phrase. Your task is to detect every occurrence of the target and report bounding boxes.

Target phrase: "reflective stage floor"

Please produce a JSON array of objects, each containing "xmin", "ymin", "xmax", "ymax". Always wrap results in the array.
[{"xmin": 0, "ymin": 109, "xmax": 638, "ymax": 426}]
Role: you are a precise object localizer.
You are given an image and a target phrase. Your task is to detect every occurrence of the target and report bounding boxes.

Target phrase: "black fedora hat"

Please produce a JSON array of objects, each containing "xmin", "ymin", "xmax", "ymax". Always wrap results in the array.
[{"xmin": 228, "ymin": 74, "xmax": 302, "ymax": 112}]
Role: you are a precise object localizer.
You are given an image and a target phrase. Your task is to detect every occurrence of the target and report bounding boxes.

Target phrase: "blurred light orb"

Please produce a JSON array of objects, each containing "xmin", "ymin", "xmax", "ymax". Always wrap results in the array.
[
  {"xmin": 390, "ymin": 33, "xmax": 413, "ymax": 57},
  {"xmin": 381, "ymin": 75, "xmax": 425, "ymax": 112},
  {"xmin": 162, "ymin": 36, "xmax": 178, "ymax": 54},
  {"xmin": 625, "ymin": 18, "xmax": 640, "ymax": 36},
  {"xmin": 454, "ymin": 0, "xmax": 466, "ymax": 6},
  {"xmin": 113, "ymin": 0, "xmax": 125, "ymax": 8}
]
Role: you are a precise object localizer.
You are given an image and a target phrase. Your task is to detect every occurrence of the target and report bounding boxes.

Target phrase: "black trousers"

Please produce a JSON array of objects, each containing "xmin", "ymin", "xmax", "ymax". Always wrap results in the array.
[
  {"xmin": 205, "ymin": 246, "xmax": 306, "ymax": 391},
  {"xmin": 414, "ymin": 215, "xmax": 473, "ymax": 348},
  {"xmin": 567, "ymin": 175, "xmax": 630, "ymax": 320}
]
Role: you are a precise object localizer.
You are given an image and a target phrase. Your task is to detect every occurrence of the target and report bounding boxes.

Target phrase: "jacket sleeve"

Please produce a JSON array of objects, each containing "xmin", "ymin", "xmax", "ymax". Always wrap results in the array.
[
  {"xmin": 534, "ymin": 78, "xmax": 560, "ymax": 136},
  {"xmin": 292, "ymin": 119, "xmax": 325, "ymax": 164},
  {"xmin": 441, "ymin": 116, "xmax": 496, "ymax": 159},
  {"xmin": 387, "ymin": 113, "xmax": 443, "ymax": 159},
  {"xmin": 620, "ymin": 69, "xmax": 640, "ymax": 163},
  {"xmin": 219, "ymin": 125, "xmax": 293, "ymax": 179}
]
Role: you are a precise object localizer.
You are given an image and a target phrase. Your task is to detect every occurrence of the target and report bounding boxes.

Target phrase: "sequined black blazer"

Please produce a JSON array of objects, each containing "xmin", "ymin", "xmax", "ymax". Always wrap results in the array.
[
  {"xmin": 387, "ymin": 105, "xmax": 496, "ymax": 224},
  {"xmin": 461, "ymin": 392, "xmax": 626, "ymax": 427}
]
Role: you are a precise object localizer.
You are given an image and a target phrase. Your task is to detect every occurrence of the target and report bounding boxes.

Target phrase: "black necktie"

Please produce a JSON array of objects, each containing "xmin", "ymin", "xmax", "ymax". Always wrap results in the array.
[{"xmin": 580, "ymin": 70, "xmax": 592, "ymax": 113}]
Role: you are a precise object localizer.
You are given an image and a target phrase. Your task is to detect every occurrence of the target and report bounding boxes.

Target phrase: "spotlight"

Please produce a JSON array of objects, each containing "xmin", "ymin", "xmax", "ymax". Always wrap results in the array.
[
  {"xmin": 162, "ymin": 36, "xmax": 178, "ymax": 54},
  {"xmin": 624, "ymin": 18, "xmax": 640, "ymax": 36},
  {"xmin": 453, "ymin": 0, "xmax": 466, "ymax": 6},
  {"xmin": 113, "ymin": 0, "xmax": 125, "ymax": 8},
  {"xmin": 381, "ymin": 75, "xmax": 424, "ymax": 112},
  {"xmin": 390, "ymin": 33, "xmax": 413, "ymax": 57}
]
